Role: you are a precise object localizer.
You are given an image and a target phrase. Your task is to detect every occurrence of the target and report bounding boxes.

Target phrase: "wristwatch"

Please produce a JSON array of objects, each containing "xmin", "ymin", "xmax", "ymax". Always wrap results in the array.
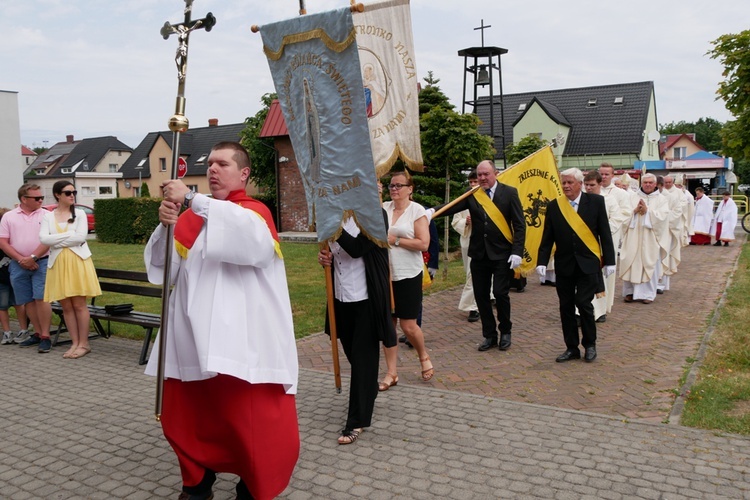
[
  {"xmin": 30, "ymin": 254, "xmax": 38, "ymax": 262},
  {"xmin": 183, "ymin": 191, "xmax": 196, "ymax": 209},
  {"xmin": 394, "ymin": 237, "xmax": 400, "ymax": 247}
]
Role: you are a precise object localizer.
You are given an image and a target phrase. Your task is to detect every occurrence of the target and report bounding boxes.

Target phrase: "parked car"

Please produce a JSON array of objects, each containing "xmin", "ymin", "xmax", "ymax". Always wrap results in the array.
[
  {"xmin": 42, "ymin": 204, "xmax": 95, "ymax": 233},
  {"xmin": 738, "ymin": 184, "xmax": 750, "ymax": 193}
]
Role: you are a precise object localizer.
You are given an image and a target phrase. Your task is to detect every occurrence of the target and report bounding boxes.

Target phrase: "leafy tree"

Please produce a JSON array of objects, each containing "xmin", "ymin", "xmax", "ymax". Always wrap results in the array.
[
  {"xmin": 658, "ymin": 118, "xmax": 724, "ymax": 153},
  {"xmin": 708, "ymin": 30, "xmax": 750, "ymax": 160},
  {"xmin": 239, "ymin": 93, "xmax": 278, "ymax": 201},
  {"xmin": 32, "ymin": 147, "xmax": 47, "ymax": 155},
  {"xmin": 504, "ymin": 135, "xmax": 549, "ymax": 165}
]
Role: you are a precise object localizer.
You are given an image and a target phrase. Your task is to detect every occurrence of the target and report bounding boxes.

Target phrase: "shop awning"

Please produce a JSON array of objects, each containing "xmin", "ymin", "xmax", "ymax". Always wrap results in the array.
[{"xmin": 682, "ymin": 171, "xmax": 717, "ymax": 179}]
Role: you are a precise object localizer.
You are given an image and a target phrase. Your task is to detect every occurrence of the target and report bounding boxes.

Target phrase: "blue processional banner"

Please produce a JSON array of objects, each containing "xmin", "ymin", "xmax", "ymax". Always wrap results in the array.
[{"xmin": 259, "ymin": 8, "xmax": 387, "ymax": 245}]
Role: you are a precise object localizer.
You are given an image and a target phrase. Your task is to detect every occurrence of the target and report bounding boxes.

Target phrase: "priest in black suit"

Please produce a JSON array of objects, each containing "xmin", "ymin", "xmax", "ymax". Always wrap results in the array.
[
  {"xmin": 431, "ymin": 160, "xmax": 526, "ymax": 352},
  {"xmin": 536, "ymin": 168, "xmax": 616, "ymax": 362}
]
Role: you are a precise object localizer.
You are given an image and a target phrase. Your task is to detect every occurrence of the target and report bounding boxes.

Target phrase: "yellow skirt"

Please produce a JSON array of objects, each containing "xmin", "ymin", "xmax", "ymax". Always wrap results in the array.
[{"xmin": 44, "ymin": 249, "xmax": 102, "ymax": 302}]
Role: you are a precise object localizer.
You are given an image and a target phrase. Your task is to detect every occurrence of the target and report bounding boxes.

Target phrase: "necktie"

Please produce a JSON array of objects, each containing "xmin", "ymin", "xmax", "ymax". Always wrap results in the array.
[
  {"xmin": 485, "ymin": 188, "xmax": 492, "ymax": 198},
  {"xmin": 570, "ymin": 200, "xmax": 576, "ymax": 208}
]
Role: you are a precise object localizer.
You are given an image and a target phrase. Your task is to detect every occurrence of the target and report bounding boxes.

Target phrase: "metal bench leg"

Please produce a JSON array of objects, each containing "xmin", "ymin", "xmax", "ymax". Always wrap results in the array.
[{"xmin": 139, "ymin": 328, "xmax": 154, "ymax": 365}]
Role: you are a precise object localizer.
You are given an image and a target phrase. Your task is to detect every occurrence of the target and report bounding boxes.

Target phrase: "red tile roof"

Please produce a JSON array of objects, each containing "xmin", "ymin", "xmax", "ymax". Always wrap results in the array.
[
  {"xmin": 21, "ymin": 145, "xmax": 36, "ymax": 156},
  {"xmin": 259, "ymin": 100, "xmax": 289, "ymax": 138}
]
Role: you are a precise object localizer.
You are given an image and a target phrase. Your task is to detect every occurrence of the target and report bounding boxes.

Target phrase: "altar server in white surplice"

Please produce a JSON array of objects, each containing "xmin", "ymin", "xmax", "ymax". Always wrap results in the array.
[{"xmin": 145, "ymin": 142, "xmax": 299, "ymax": 500}]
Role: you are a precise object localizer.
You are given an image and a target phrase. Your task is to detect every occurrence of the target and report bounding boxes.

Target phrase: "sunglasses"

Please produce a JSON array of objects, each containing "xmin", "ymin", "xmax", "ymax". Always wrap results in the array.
[
  {"xmin": 23, "ymin": 196, "xmax": 44, "ymax": 202},
  {"xmin": 62, "ymin": 190, "xmax": 78, "ymax": 196},
  {"xmin": 388, "ymin": 183, "xmax": 409, "ymax": 190}
]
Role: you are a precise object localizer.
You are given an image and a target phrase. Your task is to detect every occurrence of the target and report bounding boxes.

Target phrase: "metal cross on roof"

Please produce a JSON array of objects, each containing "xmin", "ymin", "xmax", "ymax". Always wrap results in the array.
[{"xmin": 474, "ymin": 19, "xmax": 491, "ymax": 47}]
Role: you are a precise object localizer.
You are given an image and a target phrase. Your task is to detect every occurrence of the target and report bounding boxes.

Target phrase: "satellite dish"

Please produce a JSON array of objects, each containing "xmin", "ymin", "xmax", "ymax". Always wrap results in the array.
[{"xmin": 647, "ymin": 130, "xmax": 660, "ymax": 143}]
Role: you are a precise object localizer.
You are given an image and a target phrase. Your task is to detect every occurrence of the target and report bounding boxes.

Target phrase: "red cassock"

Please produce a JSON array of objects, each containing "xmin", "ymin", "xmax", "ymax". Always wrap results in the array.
[{"xmin": 161, "ymin": 375, "xmax": 299, "ymax": 499}]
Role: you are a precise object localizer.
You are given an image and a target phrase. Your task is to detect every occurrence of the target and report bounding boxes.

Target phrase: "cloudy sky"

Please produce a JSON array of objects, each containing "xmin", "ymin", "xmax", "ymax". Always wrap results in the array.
[{"xmin": 2, "ymin": 0, "xmax": 748, "ymax": 150}]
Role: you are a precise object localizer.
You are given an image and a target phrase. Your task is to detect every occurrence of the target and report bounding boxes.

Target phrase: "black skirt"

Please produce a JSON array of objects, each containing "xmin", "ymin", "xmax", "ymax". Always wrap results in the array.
[{"xmin": 392, "ymin": 272, "xmax": 423, "ymax": 319}]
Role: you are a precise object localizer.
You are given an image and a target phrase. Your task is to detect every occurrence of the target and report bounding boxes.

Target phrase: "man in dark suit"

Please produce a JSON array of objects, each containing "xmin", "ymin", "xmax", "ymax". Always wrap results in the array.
[
  {"xmin": 536, "ymin": 168, "xmax": 616, "ymax": 362},
  {"xmin": 432, "ymin": 160, "xmax": 526, "ymax": 352}
]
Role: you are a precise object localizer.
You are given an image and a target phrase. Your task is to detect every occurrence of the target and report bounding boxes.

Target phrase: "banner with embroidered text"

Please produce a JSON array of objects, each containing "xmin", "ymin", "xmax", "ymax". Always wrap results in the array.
[
  {"xmin": 259, "ymin": 8, "xmax": 386, "ymax": 245},
  {"xmin": 353, "ymin": 0, "xmax": 423, "ymax": 177},
  {"xmin": 497, "ymin": 146, "xmax": 562, "ymax": 276}
]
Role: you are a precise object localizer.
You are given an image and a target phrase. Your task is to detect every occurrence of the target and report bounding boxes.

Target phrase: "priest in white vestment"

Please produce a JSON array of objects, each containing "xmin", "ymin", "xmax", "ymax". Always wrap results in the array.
[
  {"xmin": 619, "ymin": 173, "xmax": 669, "ymax": 304},
  {"xmin": 691, "ymin": 186, "xmax": 714, "ymax": 245},
  {"xmin": 657, "ymin": 175, "xmax": 685, "ymax": 293},
  {"xmin": 598, "ymin": 163, "xmax": 633, "ymax": 315},
  {"xmin": 145, "ymin": 142, "xmax": 299, "ymax": 500}
]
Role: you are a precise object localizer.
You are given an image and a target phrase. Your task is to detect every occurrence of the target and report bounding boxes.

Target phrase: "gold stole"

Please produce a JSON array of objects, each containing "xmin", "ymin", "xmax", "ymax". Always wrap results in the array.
[
  {"xmin": 557, "ymin": 196, "xmax": 602, "ymax": 263},
  {"xmin": 472, "ymin": 188, "xmax": 513, "ymax": 243}
]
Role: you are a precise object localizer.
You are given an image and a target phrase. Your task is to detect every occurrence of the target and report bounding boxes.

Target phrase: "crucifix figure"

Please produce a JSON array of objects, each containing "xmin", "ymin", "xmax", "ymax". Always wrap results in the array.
[
  {"xmin": 474, "ymin": 19, "xmax": 491, "ymax": 47},
  {"xmin": 160, "ymin": 0, "xmax": 217, "ymax": 84}
]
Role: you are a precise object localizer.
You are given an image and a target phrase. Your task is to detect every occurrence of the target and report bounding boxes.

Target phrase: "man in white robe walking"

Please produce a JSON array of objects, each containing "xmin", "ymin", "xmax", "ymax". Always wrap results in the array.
[
  {"xmin": 620, "ymin": 173, "xmax": 669, "ymax": 304},
  {"xmin": 145, "ymin": 142, "xmax": 299, "ymax": 500},
  {"xmin": 657, "ymin": 175, "xmax": 685, "ymax": 294},
  {"xmin": 597, "ymin": 163, "xmax": 632, "ymax": 317},
  {"xmin": 691, "ymin": 186, "xmax": 714, "ymax": 245}
]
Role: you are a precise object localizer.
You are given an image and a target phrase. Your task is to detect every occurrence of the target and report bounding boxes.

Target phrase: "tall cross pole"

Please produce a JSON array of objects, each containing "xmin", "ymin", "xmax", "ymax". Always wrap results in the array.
[
  {"xmin": 154, "ymin": 0, "xmax": 216, "ymax": 421},
  {"xmin": 474, "ymin": 19, "xmax": 491, "ymax": 47}
]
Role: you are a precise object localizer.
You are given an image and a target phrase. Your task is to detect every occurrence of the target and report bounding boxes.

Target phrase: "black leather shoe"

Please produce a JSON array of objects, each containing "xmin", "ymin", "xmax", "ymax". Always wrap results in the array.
[
  {"xmin": 478, "ymin": 337, "xmax": 497, "ymax": 351},
  {"xmin": 556, "ymin": 349, "xmax": 581, "ymax": 362},
  {"xmin": 714, "ymin": 241, "xmax": 722, "ymax": 246},
  {"xmin": 515, "ymin": 286, "xmax": 525, "ymax": 293},
  {"xmin": 656, "ymin": 289, "xmax": 664, "ymax": 295},
  {"xmin": 595, "ymin": 315, "xmax": 606, "ymax": 323},
  {"xmin": 398, "ymin": 334, "xmax": 407, "ymax": 343},
  {"xmin": 584, "ymin": 346, "xmax": 597, "ymax": 362},
  {"xmin": 499, "ymin": 333, "xmax": 511, "ymax": 351},
  {"xmin": 467, "ymin": 310, "xmax": 480, "ymax": 322}
]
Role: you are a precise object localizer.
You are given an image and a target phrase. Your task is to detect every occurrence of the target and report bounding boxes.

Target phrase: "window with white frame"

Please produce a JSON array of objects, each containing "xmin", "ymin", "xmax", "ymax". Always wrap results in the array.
[
  {"xmin": 82, "ymin": 186, "xmax": 96, "ymax": 196},
  {"xmin": 99, "ymin": 186, "xmax": 113, "ymax": 195},
  {"xmin": 160, "ymin": 158, "xmax": 167, "ymax": 171},
  {"xmin": 673, "ymin": 147, "xmax": 687, "ymax": 159},
  {"xmin": 109, "ymin": 163, "xmax": 118, "ymax": 172}
]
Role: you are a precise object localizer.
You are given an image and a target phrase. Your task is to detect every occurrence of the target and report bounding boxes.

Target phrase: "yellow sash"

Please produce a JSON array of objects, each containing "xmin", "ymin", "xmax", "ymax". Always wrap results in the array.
[
  {"xmin": 557, "ymin": 196, "xmax": 602, "ymax": 263},
  {"xmin": 473, "ymin": 188, "xmax": 513, "ymax": 244}
]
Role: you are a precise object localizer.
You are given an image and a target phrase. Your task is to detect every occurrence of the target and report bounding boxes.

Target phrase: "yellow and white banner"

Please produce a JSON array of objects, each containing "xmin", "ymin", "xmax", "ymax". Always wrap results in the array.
[
  {"xmin": 353, "ymin": 0, "xmax": 423, "ymax": 177},
  {"xmin": 497, "ymin": 146, "xmax": 562, "ymax": 276}
]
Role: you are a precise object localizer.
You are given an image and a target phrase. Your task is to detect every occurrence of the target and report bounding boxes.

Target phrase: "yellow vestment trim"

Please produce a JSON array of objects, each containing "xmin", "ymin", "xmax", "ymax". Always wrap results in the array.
[
  {"xmin": 557, "ymin": 196, "xmax": 602, "ymax": 263},
  {"xmin": 472, "ymin": 189, "xmax": 513, "ymax": 244},
  {"xmin": 263, "ymin": 27, "xmax": 357, "ymax": 61}
]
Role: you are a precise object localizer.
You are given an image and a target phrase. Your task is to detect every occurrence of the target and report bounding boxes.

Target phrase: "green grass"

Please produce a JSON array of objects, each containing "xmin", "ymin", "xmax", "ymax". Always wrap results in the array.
[
  {"xmin": 681, "ymin": 237, "xmax": 750, "ymax": 435},
  {"xmin": 85, "ymin": 240, "xmax": 466, "ymax": 340}
]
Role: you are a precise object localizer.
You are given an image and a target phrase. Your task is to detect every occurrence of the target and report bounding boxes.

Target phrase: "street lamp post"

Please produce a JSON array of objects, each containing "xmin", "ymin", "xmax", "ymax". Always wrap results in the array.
[{"xmin": 135, "ymin": 166, "xmax": 143, "ymax": 196}]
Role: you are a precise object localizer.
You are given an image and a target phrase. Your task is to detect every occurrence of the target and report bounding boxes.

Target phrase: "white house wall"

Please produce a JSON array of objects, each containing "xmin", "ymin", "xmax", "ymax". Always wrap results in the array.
[{"xmin": 0, "ymin": 91, "xmax": 24, "ymax": 207}]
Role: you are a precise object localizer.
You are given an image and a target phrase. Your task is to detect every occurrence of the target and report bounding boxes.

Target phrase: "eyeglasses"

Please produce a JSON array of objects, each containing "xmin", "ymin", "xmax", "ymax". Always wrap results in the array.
[
  {"xmin": 61, "ymin": 190, "xmax": 78, "ymax": 196},
  {"xmin": 23, "ymin": 196, "xmax": 44, "ymax": 202},
  {"xmin": 388, "ymin": 183, "xmax": 409, "ymax": 190}
]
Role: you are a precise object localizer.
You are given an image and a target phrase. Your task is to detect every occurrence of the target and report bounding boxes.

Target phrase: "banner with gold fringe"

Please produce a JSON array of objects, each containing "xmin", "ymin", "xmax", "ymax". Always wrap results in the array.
[
  {"xmin": 259, "ymin": 7, "xmax": 386, "ymax": 245},
  {"xmin": 353, "ymin": 0, "xmax": 423, "ymax": 177},
  {"xmin": 497, "ymin": 146, "xmax": 562, "ymax": 276}
]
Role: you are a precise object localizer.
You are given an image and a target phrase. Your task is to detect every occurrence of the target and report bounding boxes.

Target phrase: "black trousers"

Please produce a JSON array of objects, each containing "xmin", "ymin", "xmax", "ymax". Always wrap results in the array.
[
  {"xmin": 334, "ymin": 299, "xmax": 380, "ymax": 430},
  {"xmin": 470, "ymin": 257, "xmax": 512, "ymax": 338},
  {"xmin": 555, "ymin": 265, "xmax": 598, "ymax": 350}
]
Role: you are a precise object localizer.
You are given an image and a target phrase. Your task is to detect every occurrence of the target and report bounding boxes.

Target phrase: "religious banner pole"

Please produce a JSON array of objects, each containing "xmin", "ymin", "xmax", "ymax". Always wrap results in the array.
[
  {"xmin": 299, "ymin": 0, "xmax": 306, "ymax": 15},
  {"xmin": 154, "ymin": 0, "xmax": 216, "ymax": 421}
]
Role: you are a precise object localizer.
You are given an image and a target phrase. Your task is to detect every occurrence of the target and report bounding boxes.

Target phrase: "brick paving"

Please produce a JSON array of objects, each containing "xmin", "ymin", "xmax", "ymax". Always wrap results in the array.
[{"xmin": 0, "ymin": 233, "xmax": 748, "ymax": 498}]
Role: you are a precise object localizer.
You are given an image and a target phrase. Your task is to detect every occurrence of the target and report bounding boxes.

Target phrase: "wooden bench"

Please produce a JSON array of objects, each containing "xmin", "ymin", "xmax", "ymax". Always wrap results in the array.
[{"xmin": 51, "ymin": 268, "xmax": 162, "ymax": 365}]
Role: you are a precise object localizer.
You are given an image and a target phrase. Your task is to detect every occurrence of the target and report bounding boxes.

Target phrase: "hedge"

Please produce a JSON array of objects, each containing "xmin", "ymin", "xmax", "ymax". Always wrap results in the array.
[{"xmin": 94, "ymin": 197, "xmax": 162, "ymax": 244}]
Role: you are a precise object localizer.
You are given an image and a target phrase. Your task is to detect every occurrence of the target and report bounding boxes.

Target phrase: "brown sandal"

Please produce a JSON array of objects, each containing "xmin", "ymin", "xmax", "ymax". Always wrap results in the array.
[
  {"xmin": 337, "ymin": 428, "xmax": 363, "ymax": 445},
  {"xmin": 420, "ymin": 356, "xmax": 434, "ymax": 381},
  {"xmin": 378, "ymin": 375, "xmax": 398, "ymax": 392}
]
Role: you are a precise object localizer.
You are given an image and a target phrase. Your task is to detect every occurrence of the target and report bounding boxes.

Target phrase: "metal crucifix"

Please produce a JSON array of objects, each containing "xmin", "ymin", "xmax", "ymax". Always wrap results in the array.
[{"xmin": 154, "ymin": 0, "xmax": 216, "ymax": 421}]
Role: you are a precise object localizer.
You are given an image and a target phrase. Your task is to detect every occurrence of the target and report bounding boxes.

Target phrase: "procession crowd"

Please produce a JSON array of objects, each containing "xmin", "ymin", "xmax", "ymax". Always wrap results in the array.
[{"xmin": 2, "ymin": 142, "xmax": 741, "ymax": 500}]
